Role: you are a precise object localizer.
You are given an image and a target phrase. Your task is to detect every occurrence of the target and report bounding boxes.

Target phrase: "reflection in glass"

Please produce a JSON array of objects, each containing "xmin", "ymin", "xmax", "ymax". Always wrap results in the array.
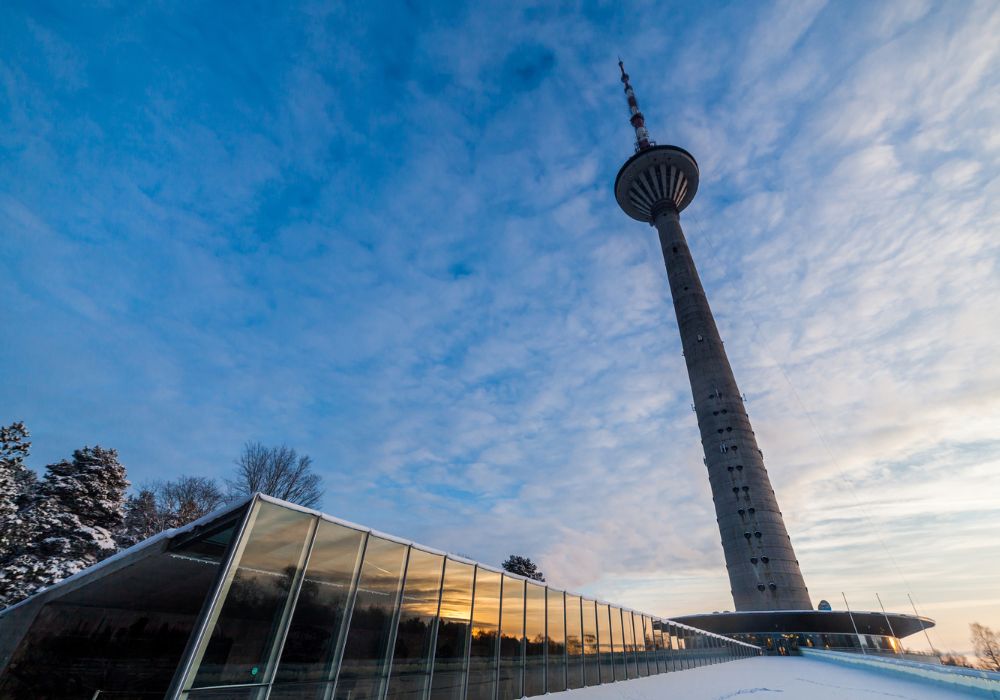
[
  {"xmin": 497, "ymin": 576, "xmax": 524, "ymax": 700},
  {"xmin": 335, "ymin": 537, "xmax": 408, "ymax": 700},
  {"xmin": 386, "ymin": 548, "xmax": 444, "ymax": 700},
  {"xmin": 581, "ymin": 599, "xmax": 599, "ymax": 687},
  {"xmin": 430, "ymin": 560, "xmax": 474, "ymax": 700},
  {"xmin": 595, "ymin": 603, "xmax": 613, "ymax": 682},
  {"xmin": 611, "ymin": 607, "xmax": 626, "ymax": 680},
  {"xmin": 635, "ymin": 614, "xmax": 649, "ymax": 677},
  {"xmin": 466, "ymin": 569, "xmax": 501, "ymax": 700},
  {"xmin": 523, "ymin": 583, "xmax": 546, "ymax": 697},
  {"xmin": 274, "ymin": 520, "xmax": 366, "ymax": 685},
  {"xmin": 622, "ymin": 611, "xmax": 637, "ymax": 679},
  {"xmin": 194, "ymin": 502, "xmax": 313, "ymax": 688},
  {"xmin": 651, "ymin": 620, "xmax": 666, "ymax": 674},
  {"xmin": 564, "ymin": 595, "xmax": 583, "ymax": 690},
  {"xmin": 546, "ymin": 588, "xmax": 566, "ymax": 693},
  {"xmin": 0, "ymin": 515, "xmax": 241, "ymax": 699}
]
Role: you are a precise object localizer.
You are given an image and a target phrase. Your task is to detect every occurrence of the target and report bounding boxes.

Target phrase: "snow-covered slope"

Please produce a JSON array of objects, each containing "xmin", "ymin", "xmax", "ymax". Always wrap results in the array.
[{"xmin": 561, "ymin": 656, "xmax": 979, "ymax": 699}]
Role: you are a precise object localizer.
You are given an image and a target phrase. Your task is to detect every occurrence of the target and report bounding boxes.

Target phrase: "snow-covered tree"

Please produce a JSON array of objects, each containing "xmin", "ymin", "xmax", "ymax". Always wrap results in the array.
[
  {"xmin": 0, "ymin": 445, "xmax": 129, "ymax": 607},
  {"xmin": 0, "ymin": 421, "xmax": 36, "ymax": 559},
  {"xmin": 501, "ymin": 554, "xmax": 545, "ymax": 581}
]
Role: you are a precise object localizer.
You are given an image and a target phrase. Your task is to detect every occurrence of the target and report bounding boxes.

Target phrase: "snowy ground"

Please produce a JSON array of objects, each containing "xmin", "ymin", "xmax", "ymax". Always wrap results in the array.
[{"xmin": 561, "ymin": 657, "xmax": 977, "ymax": 699}]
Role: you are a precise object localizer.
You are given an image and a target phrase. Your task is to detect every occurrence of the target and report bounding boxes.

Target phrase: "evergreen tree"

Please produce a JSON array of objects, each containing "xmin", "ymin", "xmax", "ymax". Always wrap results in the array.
[
  {"xmin": 0, "ymin": 445, "xmax": 129, "ymax": 607},
  {"xmin": 501, "ymin": 554, "xmax": 545, "ymax": 581},
  {"xmin": 0, "ymin": 421, "xmax": 36, "ymax": 560}
]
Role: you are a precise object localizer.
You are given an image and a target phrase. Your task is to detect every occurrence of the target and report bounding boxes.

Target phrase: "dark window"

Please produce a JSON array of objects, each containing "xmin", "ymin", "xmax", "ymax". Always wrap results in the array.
[
  {"xmin": 467, "ymin": 569, "xmax": 502, "ymax": 700},
  {"xmin": 0, "ymin": 511, "xmax": 243, "ymax": 699},
  {"xmin": 195, "ymin": 501, "xmax": 314, "ymax": 688},
  {"xmin": 335, "ymin": 537, "xmax": 408, "ymax": 700},
  {"xmin": 524, "ymin": 584, "xmax": 546, "ymax": 696},
  {"xmin": 385, "ymin": 548, "xmax": 444, "ymax": 700},
  {"xmin": 276, "ymin": 519, "xmax": 366, "ymax": 686},
  {"xmin": 429, "ymin": 560, "xmax": 475, "ymax": 700},
  {"xmin": 565, "ymin": 595, "xmax": 584, "ymax": 690},
  {"xmin": 498, "ymin": 577, "xmax": 525, "ymax": 700},
  {"xmin": 611, "ymin": 608, "xmax": 627, "ymax": 680},
  {"xmin": 546, "ymin": 589, "xmax": 567, "ymax": 693},
  {"xmin": 582, "ymin": 600, "xmax": 600, "ymax": 686}
]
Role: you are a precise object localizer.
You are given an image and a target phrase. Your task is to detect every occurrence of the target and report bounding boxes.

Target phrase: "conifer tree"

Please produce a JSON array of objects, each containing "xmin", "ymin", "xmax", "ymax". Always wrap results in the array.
[
  {"xmin": 0, "ymin": 421, "xmax": 36, "ymax": 560},
  {"xmin": 0, "ymin": 445, "xmax": 129, "ymax": 606}
]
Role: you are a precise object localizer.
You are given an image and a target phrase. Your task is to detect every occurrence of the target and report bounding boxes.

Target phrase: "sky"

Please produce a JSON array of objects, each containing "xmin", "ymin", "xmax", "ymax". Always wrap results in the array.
[{"xmin": 1, "ymin": 0, "xmax": 998, "ymax": 656}]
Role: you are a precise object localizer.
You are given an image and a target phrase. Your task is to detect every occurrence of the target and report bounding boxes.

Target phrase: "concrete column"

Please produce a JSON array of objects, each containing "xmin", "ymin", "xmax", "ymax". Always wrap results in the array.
[{"xmin": 653, "ymin": 208, "xmax": 812, "ymax": 611}]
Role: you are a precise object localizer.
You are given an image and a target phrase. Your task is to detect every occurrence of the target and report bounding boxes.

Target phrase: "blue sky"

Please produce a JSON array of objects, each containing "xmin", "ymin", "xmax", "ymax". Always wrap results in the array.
[{"xmin": 2, "ymin": 1, "xmax": 998, "ymax": 654}]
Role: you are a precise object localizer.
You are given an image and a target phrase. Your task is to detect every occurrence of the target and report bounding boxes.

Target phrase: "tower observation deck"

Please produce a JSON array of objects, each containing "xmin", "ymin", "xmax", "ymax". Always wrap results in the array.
[{"xmin": 614, "ymin": 61, "xmax": 811, "ymax": 611}]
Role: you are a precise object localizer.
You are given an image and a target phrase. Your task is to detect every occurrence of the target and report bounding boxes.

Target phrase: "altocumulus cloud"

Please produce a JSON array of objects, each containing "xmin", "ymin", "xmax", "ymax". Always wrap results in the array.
[{"xmin": 0, "ymin": 0, "xmax": 998, "ymax": 654}]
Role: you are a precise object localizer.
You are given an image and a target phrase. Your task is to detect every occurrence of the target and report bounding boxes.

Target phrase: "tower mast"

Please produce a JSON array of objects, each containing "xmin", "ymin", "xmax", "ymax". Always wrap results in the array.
[{"xmin": 613, "ymin": 62, "xmax": 811, "ymax": 611}]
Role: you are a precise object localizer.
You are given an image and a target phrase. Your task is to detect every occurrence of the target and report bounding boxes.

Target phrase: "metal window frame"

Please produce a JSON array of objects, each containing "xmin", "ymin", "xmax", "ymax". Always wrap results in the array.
[
  {"xmin": 378, "ymin": 544, "xmax": 413, "ymax": 700},
  {"xmin": 460, "ymin": 564, "xmax": 479, "ymax": 700},
  {"xmin": 167, "ymin": 496, "xmax": 261, "ymax": 700},
  {"xmin": 422, "ymin": 554, "xmax": 449, "ymax": 700},
  {"xmin": 322, "ymin": 529, "xmax": 372, "ymax": 700},
  {"xmin": 260, "ymin": 515, "xmax": 321, "ymax": 699}
]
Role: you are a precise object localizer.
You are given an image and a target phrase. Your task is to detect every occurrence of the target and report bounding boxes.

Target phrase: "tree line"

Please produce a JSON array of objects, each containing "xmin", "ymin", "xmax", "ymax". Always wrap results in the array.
[{"xmin": 0, "ymin": 420, "xmax": 322, "ymax": 608}]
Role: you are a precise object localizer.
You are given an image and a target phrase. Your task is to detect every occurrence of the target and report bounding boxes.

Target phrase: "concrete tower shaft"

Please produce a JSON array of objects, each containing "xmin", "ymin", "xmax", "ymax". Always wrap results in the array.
[
  {"xmin": 652, "ymin": 206, "xmax": 811, "ymax": 611},
  {"xmin": 611, "ymin": 64, "xmax": 810, "ymax": 611}
]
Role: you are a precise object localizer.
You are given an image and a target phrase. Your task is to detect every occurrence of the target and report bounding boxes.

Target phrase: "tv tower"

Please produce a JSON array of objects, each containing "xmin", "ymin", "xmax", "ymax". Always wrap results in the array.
[{"xmin": 614, "ymin": 61, "xmax": 812, "ymax": 611}]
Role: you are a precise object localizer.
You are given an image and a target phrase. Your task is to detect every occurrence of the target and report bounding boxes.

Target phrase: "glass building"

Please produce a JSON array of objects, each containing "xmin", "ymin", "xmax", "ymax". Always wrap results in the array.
[{"xmin": 0, "ymin": 495, "xmax": 758, "ymax": 699}]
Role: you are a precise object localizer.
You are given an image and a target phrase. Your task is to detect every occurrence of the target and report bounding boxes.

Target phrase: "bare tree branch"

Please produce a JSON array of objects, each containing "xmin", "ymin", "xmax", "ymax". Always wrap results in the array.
[{"xmin": 229, "ymin": 441, "xmax": 323, "ymax": 508}]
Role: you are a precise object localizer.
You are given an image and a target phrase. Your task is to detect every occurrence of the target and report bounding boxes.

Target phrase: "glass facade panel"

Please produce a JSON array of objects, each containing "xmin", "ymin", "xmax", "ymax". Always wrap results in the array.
[
  {"xmin": 581, "ymin": 599, "xmax": 599, "ymax": 687},
  {"xmin": 545, "ymin": 588, "xmax": 566, "ymax": 693},
  {"xmin": 334, "ymin": 537, "xmax": 408, "ymax": 700},
  {"xmin": 564, "ymin": 594, "xmax": 584, "ymax": 690},
  {"xmin": 611, "ymin": 607, "xmax": 627, "ymax": 680},
  {"xmin": 636, "ymin": 615, "xmax": 650, "ymax": 677},
  {"xmin": 429, "ymin": 559, "xmax": 475, "ymax": 700},
  {"xmin": 386, "ymin": 548, "xmax": 444, "ymax": 700},
  {"xmin": 274, "ymin": 519, "xmax": 366, "ymax": 685},
  {"xmin": 651, "ymin": 620, "xmax": 665, "ymax": 674},
  {"xmin": 0, "ymin": 498, "xmax": 761, "ymax": 700},
  {"xmin": 497, "ymin": 576, "xmax": 524, "ymax": 700},
  {"xmin": 622, "ymin": 612, "xmax": 638, "ymax": 678},
  {"xmin": 194, "ymin": 501, "xmax": 313, "ymax": 688},
  {"xmin": 466, "ymin": 568, "xmax": 501, "ymax": 700},
  {"xmin": 523, "ymin": 582, "xmax": 546, "ymax": 697},
  {"xmin": 595, "ymin": 603, "xmax": 613, "ymax": 682},
  {"xmin": 0, "ymin": 514, "xmax": 241, "ymax": 699}
]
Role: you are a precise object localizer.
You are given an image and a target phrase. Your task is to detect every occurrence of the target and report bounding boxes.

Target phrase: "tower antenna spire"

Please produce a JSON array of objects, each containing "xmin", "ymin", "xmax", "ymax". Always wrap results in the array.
[{"xmin": 618, "ymin": 58, "xmax": 652, "ymax": 152}]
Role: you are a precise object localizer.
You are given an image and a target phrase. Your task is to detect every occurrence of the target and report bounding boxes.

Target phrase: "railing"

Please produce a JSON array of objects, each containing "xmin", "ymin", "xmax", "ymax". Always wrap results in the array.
[{"xmin": 801, "ymin": 648, "xmax": 1000, "ymax": 697}]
